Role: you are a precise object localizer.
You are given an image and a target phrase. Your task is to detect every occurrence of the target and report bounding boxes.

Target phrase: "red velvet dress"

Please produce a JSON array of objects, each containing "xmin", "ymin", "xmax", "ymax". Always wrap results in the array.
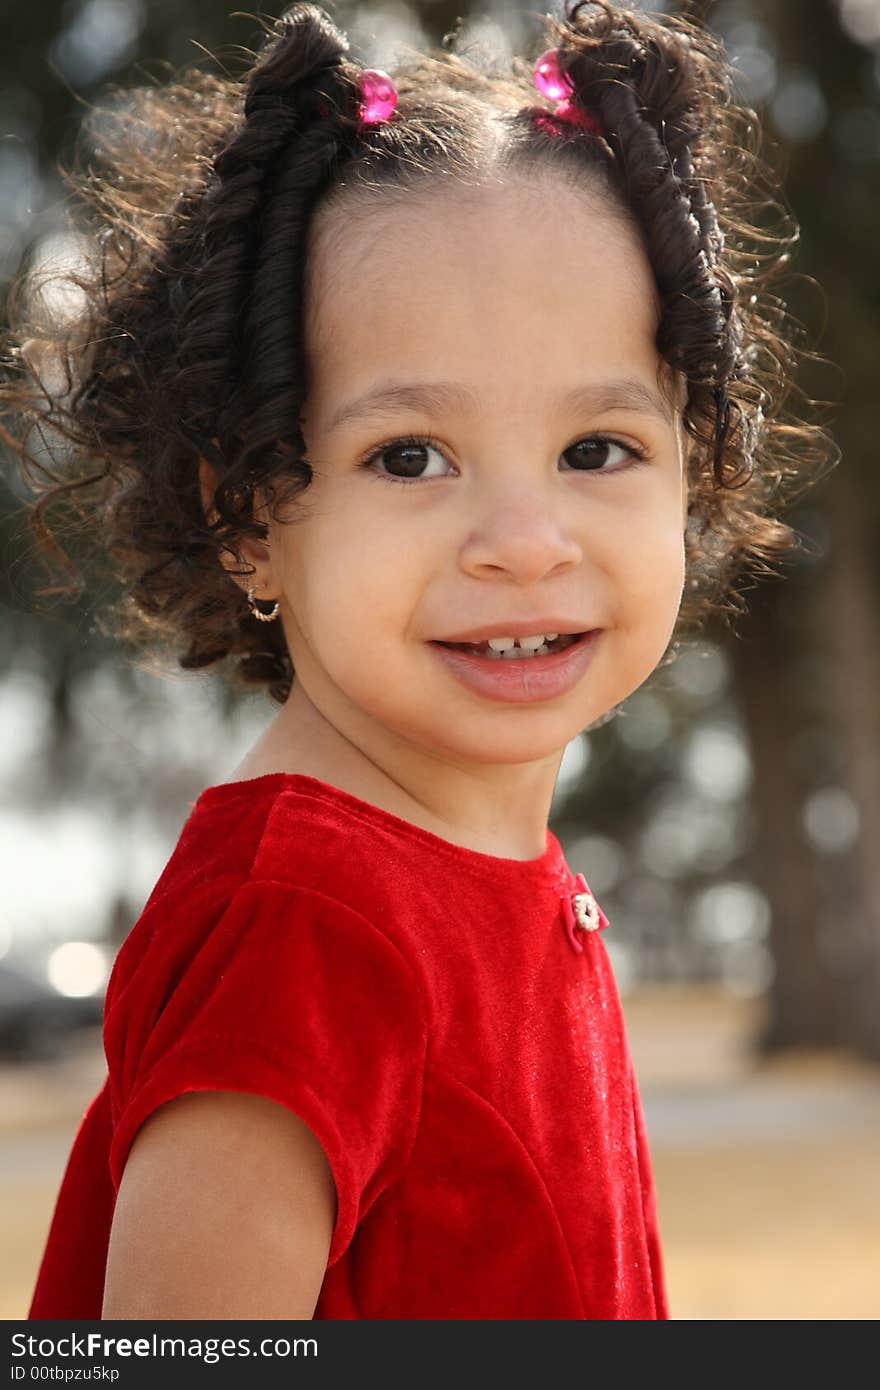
[{"xmin": 28, "ymin": 773, "xmax": 668, "ymax": 1320}]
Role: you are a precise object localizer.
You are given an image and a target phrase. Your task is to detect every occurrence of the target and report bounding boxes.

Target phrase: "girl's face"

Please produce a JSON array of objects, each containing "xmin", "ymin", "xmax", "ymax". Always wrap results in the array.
[{"xmin": 256, "ymin": 177, "xmax": 688, "ymax": 772}]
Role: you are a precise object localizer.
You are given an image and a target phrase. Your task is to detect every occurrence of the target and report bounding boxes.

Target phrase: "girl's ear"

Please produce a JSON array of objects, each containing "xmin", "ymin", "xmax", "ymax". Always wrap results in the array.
[
  {"xmin": 198, "ymin": 453, "xmax": 221, "ymax": 530},
  {"xmin": 197, "ymin": 451, "xmax": 274, "ymax": 585}
]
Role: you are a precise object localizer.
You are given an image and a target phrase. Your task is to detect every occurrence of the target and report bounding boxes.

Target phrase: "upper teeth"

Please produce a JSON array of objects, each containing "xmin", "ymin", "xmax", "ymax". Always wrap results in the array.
[{"xmin": 487, "ymin": 634, "xmax": 558, "ymax": 651}]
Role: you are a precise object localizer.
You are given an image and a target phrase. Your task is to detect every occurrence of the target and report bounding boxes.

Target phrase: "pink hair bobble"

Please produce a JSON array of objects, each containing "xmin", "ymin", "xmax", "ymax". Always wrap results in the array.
[
  {"xmin": 357, "ymin": 68, "xmax": 398, "ymax": 125},
  {"xmin": 533, "ymin": 48, "xmax": 602, "ymax": 136}
]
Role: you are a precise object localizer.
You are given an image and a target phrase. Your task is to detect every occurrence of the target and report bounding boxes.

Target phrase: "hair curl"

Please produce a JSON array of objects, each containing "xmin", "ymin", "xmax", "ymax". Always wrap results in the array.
[{"xmin": 1, "ymin": 1, "xmax": 837, "ymax": 705}]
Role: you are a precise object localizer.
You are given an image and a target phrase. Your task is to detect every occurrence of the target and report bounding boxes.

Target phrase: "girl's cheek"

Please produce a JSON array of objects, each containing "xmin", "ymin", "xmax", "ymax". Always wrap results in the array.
[{"xmin": 616, "ymin": 528, "xmax": 686, "ymax": 616}]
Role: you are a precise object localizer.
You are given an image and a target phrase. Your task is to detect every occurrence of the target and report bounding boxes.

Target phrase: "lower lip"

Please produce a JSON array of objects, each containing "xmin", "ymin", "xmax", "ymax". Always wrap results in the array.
[{"xmin": 428, "ymin": 632, "xmax": 602, "ymax": 704}]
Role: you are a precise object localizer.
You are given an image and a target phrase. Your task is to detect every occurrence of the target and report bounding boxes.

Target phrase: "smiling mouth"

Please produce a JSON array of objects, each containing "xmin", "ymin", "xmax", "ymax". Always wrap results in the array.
[{"xmin": 432, "ymin": 633, "xmax": 589, "ymax": 658}]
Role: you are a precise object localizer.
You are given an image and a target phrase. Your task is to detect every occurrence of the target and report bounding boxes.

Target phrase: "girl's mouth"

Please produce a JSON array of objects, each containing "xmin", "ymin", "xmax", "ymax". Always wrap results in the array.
[
  {"xmin": 436, "ymin": 633, "xmax": 583, "ymax": 658},
  {"xmin": 428, "ymin": 630, "xmax": 602, "ymax": 704}
]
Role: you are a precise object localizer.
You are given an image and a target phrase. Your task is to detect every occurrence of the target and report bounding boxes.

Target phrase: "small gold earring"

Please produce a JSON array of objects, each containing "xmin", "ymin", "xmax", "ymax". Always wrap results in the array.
[{"xmin": 245, "ymin": 583, "xmax": 280, "ymax": 622}]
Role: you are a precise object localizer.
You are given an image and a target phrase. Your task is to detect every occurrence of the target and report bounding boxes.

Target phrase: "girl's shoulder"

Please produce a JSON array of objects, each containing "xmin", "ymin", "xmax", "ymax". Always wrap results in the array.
[
  {"xmin": 133, "ymin": 771, "xmax": 410, "ymax": 937},
  {"xmin": 182, "ymin": 769, "xmax": 438, "ymax": 899},
  {"xmin": 104, "ymin": 773, "xmax": 434, "ymax": 1090},
  {"xmin": 120, "ymin": 770, "xmax": 450, "ymax": 972}
]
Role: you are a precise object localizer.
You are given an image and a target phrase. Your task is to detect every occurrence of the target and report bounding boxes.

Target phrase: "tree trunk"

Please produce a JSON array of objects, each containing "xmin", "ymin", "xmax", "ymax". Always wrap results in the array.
[
  {"xmin": 730, "ymin": 574, "xmax": 843, "ymax": 1051},
  {"xmin": 817, "ymin": 452, "xmax": 880, "ymax": 1057}
]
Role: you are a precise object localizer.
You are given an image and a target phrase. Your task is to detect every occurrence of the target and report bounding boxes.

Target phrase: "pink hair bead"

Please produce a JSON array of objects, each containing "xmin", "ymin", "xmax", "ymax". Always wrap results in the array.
[
  {"xmin": 533, "ymin": 48, "xmax": 574, "ymax": 102},
  {"xmin": 358, "ymin": 68, "xmax": 398, "ymax": 124},
  {"xmin": 533, "ymin": 47, "xmax": 602, "ymax": 136}
]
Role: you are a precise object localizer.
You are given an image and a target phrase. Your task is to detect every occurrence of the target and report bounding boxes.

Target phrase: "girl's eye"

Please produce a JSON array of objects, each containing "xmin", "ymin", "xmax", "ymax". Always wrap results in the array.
[
  {"xmin": 560, "ymin": 436, "xmax": 646, "ymax": 473},
  {"xmin": 361, "ymin": 436, "xmax": 452, "ymax": 485},
  {"xmin": 359, "ymin": 432, "xmax": 646, "ymax": 486}
]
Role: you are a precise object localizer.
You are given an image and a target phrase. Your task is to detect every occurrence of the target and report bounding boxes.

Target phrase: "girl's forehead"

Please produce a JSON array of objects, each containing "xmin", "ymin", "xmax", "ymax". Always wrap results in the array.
[
  {"xmin": 309, "ymin": 175, "xmax": 651, "ymax": 298},
  {"xmin": 304, "ymin": 178, "xmax": 662, "ymax": 395}
]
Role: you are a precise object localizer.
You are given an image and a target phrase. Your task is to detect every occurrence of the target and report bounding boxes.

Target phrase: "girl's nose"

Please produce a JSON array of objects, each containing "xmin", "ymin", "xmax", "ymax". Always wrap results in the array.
[{"xmin": 458, "ymin": 498, "xmax": 583, "ymax": 584}]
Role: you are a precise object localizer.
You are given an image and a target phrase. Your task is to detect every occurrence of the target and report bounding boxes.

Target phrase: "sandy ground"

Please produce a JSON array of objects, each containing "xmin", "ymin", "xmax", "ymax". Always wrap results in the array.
[
  {"xmin": 625, "ymin": 987, "xmax": 880, "ymax": 1320},
  {"xmin": 3, "ymin": 985, "xmax": 879, "ymax": 1321}
]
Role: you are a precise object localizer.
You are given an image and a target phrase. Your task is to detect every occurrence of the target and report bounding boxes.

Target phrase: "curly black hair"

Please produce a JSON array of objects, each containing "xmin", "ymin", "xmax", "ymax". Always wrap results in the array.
[{"xmin": 1, "ymin": 1, "xmax": 837, "ymax": 704}]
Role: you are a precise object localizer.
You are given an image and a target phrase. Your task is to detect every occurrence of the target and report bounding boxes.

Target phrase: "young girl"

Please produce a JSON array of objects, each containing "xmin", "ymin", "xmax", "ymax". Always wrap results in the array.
[{"xmin": 6, "ymin": 0, "xmax": 831, "ymax": 1320}]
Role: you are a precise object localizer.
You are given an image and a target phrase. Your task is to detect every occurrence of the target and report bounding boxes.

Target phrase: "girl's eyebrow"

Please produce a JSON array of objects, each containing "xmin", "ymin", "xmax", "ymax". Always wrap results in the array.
[{"xmin": 326, "ymin": 376, "xmax": 675, "ymax": 433}]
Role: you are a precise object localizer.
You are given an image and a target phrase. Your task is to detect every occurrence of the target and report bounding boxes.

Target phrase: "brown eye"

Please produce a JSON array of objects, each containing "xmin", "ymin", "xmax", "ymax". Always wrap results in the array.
[
  {"xmin": 363, "ymin": 436, "xmax": 452, "ymax": 484},
  {"xmin": 562, "ymin": 437, "xmax": 643, "ymax": 472}
]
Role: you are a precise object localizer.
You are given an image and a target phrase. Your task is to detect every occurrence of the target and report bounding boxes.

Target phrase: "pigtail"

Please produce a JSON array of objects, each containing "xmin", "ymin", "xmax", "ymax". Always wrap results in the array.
[
  {"xmin": 549, "ymin": 2, "xmax": 745, "ymax": 477},
  {"xmin": 232, "ymin": 49, "xmax": 360, "ymax": 490},
  {"xmin": 183, "ymin": 5, "xmax": 358, "ymax": 498}
]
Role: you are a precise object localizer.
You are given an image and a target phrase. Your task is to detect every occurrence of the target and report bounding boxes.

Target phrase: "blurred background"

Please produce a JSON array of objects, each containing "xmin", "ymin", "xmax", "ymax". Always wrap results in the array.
[{"xmin": 2, "ymin": 0, "xmax": 879, "ymax": 1321}]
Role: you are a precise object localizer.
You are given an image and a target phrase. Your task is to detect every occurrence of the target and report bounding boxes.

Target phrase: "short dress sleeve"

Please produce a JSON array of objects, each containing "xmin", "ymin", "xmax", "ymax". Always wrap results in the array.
[{"xmin": 104, "ymin": 878, "xmax": 428, "ymax": 1267}]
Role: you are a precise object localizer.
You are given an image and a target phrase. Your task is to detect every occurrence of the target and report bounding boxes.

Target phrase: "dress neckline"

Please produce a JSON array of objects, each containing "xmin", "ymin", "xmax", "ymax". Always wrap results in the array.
[{"xmin": 194, "ymin": 771, "xmax": 568, "ymax": 880}]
